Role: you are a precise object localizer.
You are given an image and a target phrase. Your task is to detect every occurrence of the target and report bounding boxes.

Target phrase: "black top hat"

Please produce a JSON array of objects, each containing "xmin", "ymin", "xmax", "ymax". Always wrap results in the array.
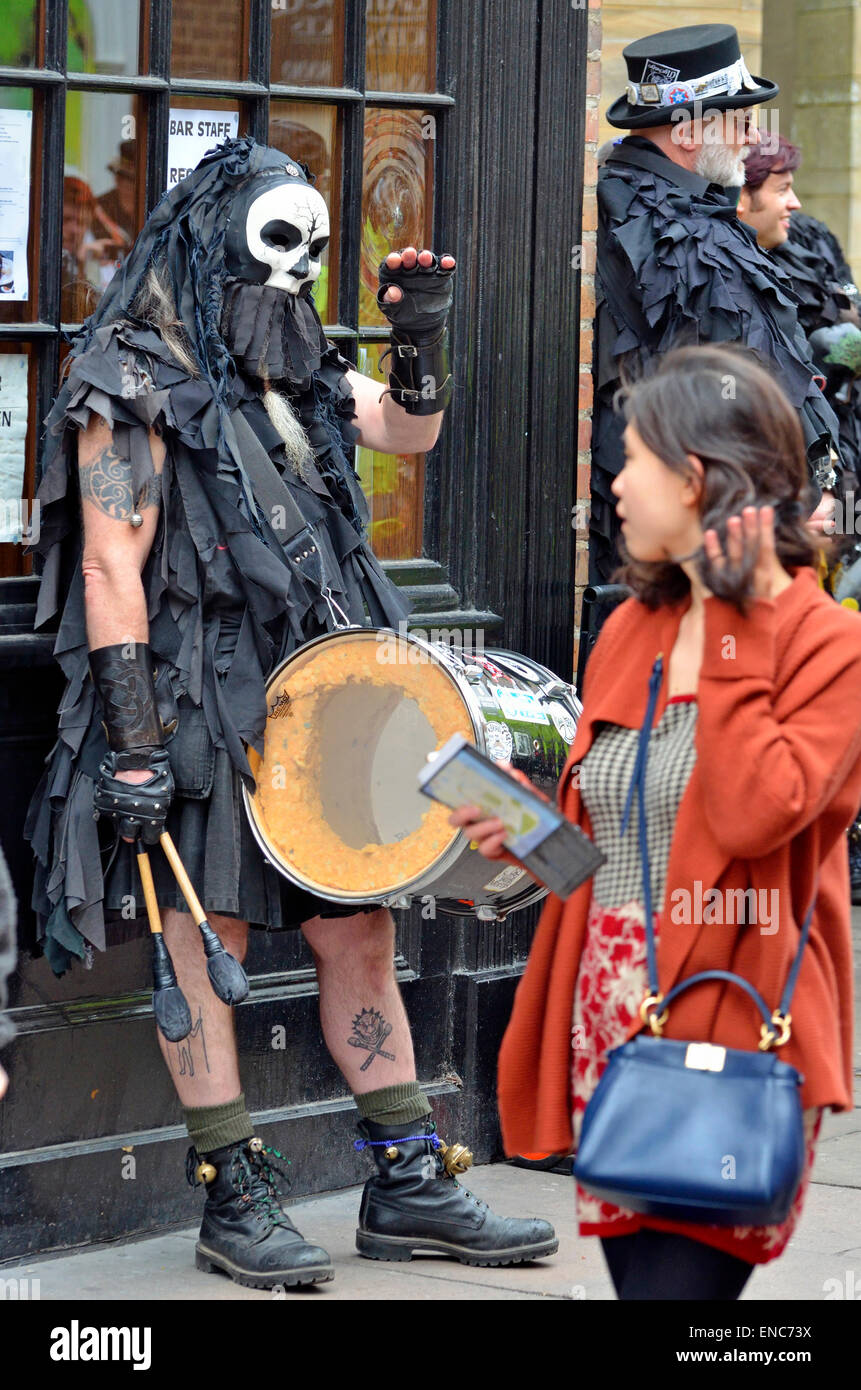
[{"xmin": 606, "ymin": 23, "xmax": 778, "ymax": 129}]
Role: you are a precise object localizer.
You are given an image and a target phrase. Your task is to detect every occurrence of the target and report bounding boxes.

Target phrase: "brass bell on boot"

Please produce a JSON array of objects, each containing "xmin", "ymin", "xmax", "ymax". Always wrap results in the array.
[
  {"xmin": 438, "ymin": 1139, "xmax": 473, "ymax": 1177},
  {"xmin": 385, "ymin": 1146, "xmax": 400, "ymax": 1159},
  {"xmin": 196, "ymin": 1161, "xmax": 217, "ymax": 1184},
  {"xmin": 248, "ymin": 1137, "xmax": 264, "ymax": 1153}
]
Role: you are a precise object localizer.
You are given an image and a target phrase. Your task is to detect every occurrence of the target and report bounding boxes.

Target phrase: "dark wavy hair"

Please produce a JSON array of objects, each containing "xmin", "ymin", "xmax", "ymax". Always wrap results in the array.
[{"xmin": 613, "ymin": 344, "xmax": 818, "ymax": 611}]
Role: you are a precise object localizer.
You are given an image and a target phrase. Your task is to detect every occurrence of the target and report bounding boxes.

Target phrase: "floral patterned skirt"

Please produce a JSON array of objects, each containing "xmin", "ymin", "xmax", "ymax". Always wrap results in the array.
[{"xmin": 571, "ymin": 897, "xmax": 821, "ymax": 1265}]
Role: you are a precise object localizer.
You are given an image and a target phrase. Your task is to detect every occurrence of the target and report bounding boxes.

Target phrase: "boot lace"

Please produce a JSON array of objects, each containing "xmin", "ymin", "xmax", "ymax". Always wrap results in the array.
[{"xmin": 233, "ymin": 1145, "xmax": 295, "ymax": 1234}]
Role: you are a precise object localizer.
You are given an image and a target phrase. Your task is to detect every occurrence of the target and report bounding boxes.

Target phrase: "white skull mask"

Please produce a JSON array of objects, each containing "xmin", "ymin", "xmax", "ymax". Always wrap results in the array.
[{"xmin": 226, "ymin": 179, "xmax": 330, "ymax": 295}]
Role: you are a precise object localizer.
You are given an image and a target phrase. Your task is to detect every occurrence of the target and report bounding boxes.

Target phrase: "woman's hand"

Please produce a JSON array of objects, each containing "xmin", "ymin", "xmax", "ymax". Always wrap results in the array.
[
  {"xmin": 702, "ymin": 504, "xmax": 788, "ymax": 600},
  {"xmin": 447, "ymin": 762, "xmax": 549, "ymax": 862}
]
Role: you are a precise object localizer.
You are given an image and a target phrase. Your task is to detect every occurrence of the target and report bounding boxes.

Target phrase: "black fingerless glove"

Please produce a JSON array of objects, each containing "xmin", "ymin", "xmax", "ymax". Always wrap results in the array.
[
  {"xmin": 377, "ymin": 252, "xmax": 455, "ymax": 416},
  {"xmin": 90, "ymin": 643, "xmax": 175, "ymax": 843},
  {"xmin": 93, "ymin": 747, "xmax": 174, "ymax": 844}
]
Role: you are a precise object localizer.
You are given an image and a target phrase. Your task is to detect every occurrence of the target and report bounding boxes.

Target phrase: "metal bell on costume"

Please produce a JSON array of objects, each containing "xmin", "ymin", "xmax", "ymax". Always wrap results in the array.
[{"xmin": 438, "ymin": 1139, "xmax": 473, "ymax": 1177}]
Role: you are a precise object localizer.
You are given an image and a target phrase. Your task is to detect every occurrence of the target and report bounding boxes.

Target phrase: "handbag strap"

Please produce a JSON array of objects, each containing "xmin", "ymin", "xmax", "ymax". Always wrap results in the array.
[{"xmin": 620, "ymin": 653, "xmax": 817, "ymax": 1032}]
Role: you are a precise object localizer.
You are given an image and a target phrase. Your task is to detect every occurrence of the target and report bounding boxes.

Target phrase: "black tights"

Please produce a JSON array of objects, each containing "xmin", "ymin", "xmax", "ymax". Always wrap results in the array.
[{"xmin": 601, "ymin": 1230, "xmax": 755, "ymax": 1301}]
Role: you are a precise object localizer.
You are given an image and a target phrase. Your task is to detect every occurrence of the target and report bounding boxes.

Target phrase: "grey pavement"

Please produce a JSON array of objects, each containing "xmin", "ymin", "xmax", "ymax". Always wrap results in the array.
[{"xmin": 4, "ymin": 911, "xmax": 861, "ymax": 1302}]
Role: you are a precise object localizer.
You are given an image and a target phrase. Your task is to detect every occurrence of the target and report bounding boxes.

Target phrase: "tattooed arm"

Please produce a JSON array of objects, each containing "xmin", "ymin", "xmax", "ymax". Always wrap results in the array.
[{"xmin": 79, "ymin": 414, "xmax": 165, "ymax": 652}]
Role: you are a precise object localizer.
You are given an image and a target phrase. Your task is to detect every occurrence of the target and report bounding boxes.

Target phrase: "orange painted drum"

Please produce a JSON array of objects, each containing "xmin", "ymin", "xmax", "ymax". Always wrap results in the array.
[{"xmin": 243, "ymin": 628, "xmax": 581, "ymax": 920}]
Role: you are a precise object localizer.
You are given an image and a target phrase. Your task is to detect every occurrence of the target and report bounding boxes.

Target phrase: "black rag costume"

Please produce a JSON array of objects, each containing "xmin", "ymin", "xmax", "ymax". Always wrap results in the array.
[
  {"xmin": 776, "ymin": 211, "xmax": 861, "ymax": 488},
  {"xmin": 24, "ymin": 138, "xmax": 412, "ymax": 974},
  {"xmin": 590, "ymin": 137, "xmax": 843, "ymax": 584}
]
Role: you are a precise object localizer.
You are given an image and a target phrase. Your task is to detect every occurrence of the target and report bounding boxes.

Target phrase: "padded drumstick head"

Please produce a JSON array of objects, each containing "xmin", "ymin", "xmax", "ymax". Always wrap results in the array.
[
  {"xmin": 199, "ymin": 921, "xmax": 250, "ymax": 1006},
  {"xmin": 151, "ymin": 934, "xmax": 193, "ymax": 1042}
]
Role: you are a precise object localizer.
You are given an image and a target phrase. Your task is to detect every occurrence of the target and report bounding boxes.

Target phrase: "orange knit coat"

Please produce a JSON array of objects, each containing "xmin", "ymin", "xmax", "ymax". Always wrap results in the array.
[{"xmin": 497, "ymin": 568, "xmax": 861, "ymax": 1156}]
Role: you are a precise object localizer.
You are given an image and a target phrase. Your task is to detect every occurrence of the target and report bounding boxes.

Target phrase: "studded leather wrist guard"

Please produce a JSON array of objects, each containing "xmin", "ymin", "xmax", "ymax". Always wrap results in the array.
[
  {"xmin": 89, "ymin": 642, "xmax": 164, "ymax": 753},
  {"xmin": 384, "ymin": 327, "xmax": 453, "ymax": 416}
]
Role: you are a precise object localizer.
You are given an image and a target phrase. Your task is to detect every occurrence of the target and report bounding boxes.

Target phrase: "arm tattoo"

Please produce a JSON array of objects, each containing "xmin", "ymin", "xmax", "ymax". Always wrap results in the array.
[
  {"xmin": 80, "ymin": 442, "xmax": 160, "ymax": 520},
  {"xmin": 348, "ymin": 1008, "xmax": 396, "ymax": 1072}
]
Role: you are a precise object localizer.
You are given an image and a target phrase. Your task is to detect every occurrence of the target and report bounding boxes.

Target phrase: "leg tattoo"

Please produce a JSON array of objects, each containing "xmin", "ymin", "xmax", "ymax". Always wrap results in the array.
[{"xmin": 348, "ymin": 1009, "xmax": 396, "ymax": 1072}]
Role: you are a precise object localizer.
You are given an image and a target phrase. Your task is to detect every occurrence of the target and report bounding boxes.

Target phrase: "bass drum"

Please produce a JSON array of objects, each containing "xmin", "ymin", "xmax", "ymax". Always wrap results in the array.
[{"xmin": 242, "ymin": 628, "xmax": 581, "ymax": 922}]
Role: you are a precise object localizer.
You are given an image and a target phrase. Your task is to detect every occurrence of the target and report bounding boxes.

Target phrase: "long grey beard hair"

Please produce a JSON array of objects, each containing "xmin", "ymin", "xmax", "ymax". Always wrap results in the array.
[
  {"xmin": 694, "ymin": 142, "xmax": 749, "ymax": 188},
  {"xmin": 261, "ymin": 385, "xmax": 316, "ymax": 478}
]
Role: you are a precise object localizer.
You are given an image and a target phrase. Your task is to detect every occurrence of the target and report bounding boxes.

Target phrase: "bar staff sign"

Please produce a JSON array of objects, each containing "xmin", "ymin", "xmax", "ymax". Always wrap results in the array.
[{"xmin": 166, "ymin": 111, "xmax": 240, "ymax": 189}]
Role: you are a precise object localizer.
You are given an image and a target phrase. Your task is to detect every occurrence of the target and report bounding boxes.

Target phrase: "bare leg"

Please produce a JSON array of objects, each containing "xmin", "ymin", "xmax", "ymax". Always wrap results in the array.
[
  {"xmin": 300, "ymin": 908, "xmax": 416, "ymax": 1094},
  {"xmin": 155, "ymin": 908, "xmax": 249, "ymax": 1107}
]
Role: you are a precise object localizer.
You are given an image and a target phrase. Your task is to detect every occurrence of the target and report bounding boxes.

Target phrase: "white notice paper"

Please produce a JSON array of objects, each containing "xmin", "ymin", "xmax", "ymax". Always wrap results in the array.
[
  {"xmin": 0, "ymin": 109, "xmax": 32, "ymax": 303},
  {"xmin": 166, "ymin": 110, "xmax": 240, "ymax": 190},
  {"xmin": 0, "ymin": 354, "xmax": 29, "ymax": 543}
]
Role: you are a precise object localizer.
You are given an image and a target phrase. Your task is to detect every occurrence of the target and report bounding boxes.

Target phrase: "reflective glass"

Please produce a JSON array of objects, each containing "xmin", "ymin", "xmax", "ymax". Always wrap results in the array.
[
  {"xmin": 271, "ymin": 0, "xmax": 344, "ymax": 87},
  {"xmin": 67, "ymin": 0, "xmax": 140, "ymax": 76},
  {"xmin": 171, "ymin": 0, "xmax": 246, "ymax": 81},
  {"xmin": 0, "ymin": 0, "xmax": 38, "ymax": 68},
  {"xmin": 366, "ymin": 0, "xmax": 437, "ymax": 93},
  {"xmin": 63, "ymin": 93, "xmax": 143, "ymax": 322},
  {"xmin": 355, "ymin": 341, "xmax": 424, "ymax": 559},
  {"xmin": 269, "ymin": 101, "xmax": 340, "ymax": 323},
  {"xmin": 361, "ymin": 108, "xmax": 434, "ymax": 328},
  {"xmin": 0, "ymin": 342, "xmax": 34, "ymax": 578}
]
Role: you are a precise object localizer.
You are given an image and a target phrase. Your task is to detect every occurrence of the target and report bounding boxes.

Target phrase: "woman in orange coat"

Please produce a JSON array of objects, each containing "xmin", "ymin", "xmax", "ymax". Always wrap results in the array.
[{"xmin": 453, "ymin": 344, "xmax": 861, "ymax": 1300}]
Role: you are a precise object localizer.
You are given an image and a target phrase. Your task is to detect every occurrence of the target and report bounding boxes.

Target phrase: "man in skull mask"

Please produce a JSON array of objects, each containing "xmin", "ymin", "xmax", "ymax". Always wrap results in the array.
[{"xmin": 25, "ymin": 139, "xmax": 557, "ymax": 1288}]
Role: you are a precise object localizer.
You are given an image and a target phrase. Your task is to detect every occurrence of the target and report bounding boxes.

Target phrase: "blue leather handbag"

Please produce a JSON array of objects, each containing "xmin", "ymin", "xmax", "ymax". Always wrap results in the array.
[{"xmin": 573, "ymin": 655, "xmax": 813, "ymax": 1227}]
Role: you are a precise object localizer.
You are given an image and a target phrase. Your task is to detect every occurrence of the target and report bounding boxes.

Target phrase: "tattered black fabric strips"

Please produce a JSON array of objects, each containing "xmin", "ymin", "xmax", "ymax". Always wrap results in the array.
[
  {"xmin": 590, "ymin": 136, "xmax": 842, "ymax": 583},
  {"xmin": 24, "ymin": 138, "xmax": 410, "ymax": 974}
]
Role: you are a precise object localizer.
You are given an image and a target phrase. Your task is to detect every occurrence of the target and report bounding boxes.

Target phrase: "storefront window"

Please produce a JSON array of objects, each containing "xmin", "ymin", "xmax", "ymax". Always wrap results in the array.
[
  {"xmin": 171, "ymin": 0, "xmax": 247, "ymax": 81},
  {"xmin": 0, "ymin": 89, "xmax": 35, "ymax": 324},
  {"xmin": 0, "ymin": 0, "xmax": 39, "ymax": 69},
  {"xmin": 269, "ymin": 101, "xmax": 340, "ymax": 323},
  {"xmin": 271, "ymin": 0, "xmax": 344, "ymax": 88},
  {"xmin": 361, "ymin": 107, "xmax": 433, "ymax": 327},
  {"xmin": 0, "ymin": 341, "xmax": 34, "ymax": 577},
  {"xmin": 355, "ymin": 341, "xmax": 424, "ymax": 559},
  {"xmin": 62, "ymin": 93, "xmax": 143, "ymax": 322},
  {"xmin": 67, "ymin": 0, "xmax": 141, "ymax": 77},
  {"xmin": 366, "ymin": 0, "xmax": 437, "ymax": 93}
]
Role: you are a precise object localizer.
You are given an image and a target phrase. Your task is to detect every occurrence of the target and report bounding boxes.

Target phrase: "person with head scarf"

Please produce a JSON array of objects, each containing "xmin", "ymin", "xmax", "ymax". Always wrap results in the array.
[{"xmin": 24, "ymin": 138, "xmax": 557, "ymax": 1288}]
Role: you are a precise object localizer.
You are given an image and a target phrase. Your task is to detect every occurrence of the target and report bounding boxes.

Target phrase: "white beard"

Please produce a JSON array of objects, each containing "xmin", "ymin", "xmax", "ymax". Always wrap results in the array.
[
  {"xmin": 261, "ymin": 387, "xmax": 315, "ymax": 478},
  {"xmin": 694, "ymin": 144, "xmax": 749, "ymax": 188}
]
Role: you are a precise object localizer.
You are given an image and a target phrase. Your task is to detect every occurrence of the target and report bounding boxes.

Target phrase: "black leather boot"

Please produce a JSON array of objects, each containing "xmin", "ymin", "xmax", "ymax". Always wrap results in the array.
[
  {"xmin": 187, "ymin": 1137, "xmax": 334, "ymax": 1289},
  {"xmin": 355, "ymin": 1117, "xmax": 558, "ymax": 1266},
  {"xmin": 849, "ymin": 819, "xmax": 861, "ymax": 906}
]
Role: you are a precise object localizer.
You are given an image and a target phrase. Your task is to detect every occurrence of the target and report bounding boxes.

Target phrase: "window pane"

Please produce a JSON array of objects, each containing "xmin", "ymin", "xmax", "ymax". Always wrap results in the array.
[
  {"xmin": 171, "ymin": 0, "xmax": 246, "ymax": 81},
  {"xmin": 0, "ymin": 342, "xmax": 34, "ymax": 579},
  {"xmin": 67, "ymin": 0, "xmax": 141, "ymax": 76},
  {"xmin": 0, "ymin": 0, "xmax": 38, "ymax": 67},
  {"xmin": 63, "ymin": 93, "xmax": 143, "ymax": 322},
  {"xmin": 355, "ymin": 341, "xmax": 424, "ymax": 559},
  {"xmin": 0, "ymin": 90, "xmax": 36, "ymax": 325},
  {"xmin": 271, "ymin": 0, "xmax": 344, "ymax": 87},
  {"xmin": 366, "ymin": 0, "xmax": 437, "ymax": 93},
  {"xmin": 361, "ymin": 108, "xmax": 433, "ymax": 328},
  {"xmin": 269, "ymin": 102, "xmax": 340, "ymax": 324}
]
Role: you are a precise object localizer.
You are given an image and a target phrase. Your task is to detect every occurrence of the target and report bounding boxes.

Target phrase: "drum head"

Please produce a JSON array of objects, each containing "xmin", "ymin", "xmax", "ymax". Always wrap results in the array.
[{"xmin": 245, "ymin": 629, "xmax": 476, "ymax": 900}]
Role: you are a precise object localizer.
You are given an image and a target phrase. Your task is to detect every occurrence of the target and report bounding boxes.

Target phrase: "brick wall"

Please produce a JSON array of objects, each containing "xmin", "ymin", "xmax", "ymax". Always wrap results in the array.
[{"xmin": 574, "ymin": 0, "xmax": 602, "ymax": 654}]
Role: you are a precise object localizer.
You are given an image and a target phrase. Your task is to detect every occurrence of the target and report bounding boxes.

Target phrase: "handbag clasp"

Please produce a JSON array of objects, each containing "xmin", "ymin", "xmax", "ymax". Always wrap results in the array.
[{"xmin": 684, "ymin": 1042, "xmax": 726, "ymax": 1071}]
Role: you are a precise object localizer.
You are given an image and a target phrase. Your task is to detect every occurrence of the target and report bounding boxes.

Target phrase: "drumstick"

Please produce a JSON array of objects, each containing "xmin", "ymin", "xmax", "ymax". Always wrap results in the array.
[
  {"xmin": 137, "ymin": 848, "xmax": 192, "ymax": 1042},
  {"xmin": 159, "ymin": 832, "xmax": 249, "ymax": 1006}
]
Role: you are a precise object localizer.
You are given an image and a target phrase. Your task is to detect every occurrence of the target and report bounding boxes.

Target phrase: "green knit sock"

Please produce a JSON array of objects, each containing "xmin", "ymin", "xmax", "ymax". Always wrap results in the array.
[
  {"xmin": 354, "ymin": 1082, "xmax": 432, "ymax": 1127},
  {"xmin": 183, "ymin": 1093, "xmax": 255, "ymax": 1154}
]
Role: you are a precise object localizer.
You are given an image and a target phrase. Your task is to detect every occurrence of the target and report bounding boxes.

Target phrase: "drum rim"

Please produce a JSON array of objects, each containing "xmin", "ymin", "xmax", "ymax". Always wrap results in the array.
[{"xmin": 242, "ymin": 625, "xmax": 490, "ymax": 904}]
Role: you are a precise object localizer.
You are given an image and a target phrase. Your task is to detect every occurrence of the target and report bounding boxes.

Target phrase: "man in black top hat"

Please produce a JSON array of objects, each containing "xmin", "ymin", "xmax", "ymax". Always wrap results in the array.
[{"xmin": 591, "ymin": 23, "xmax": 842, "ymax": 583}]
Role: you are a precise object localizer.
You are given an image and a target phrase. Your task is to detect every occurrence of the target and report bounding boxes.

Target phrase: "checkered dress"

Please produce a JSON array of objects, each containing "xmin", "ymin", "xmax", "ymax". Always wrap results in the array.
[{"xmin": 572, "ymin": 696, "xmax": 820, "ymax": 1265}]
